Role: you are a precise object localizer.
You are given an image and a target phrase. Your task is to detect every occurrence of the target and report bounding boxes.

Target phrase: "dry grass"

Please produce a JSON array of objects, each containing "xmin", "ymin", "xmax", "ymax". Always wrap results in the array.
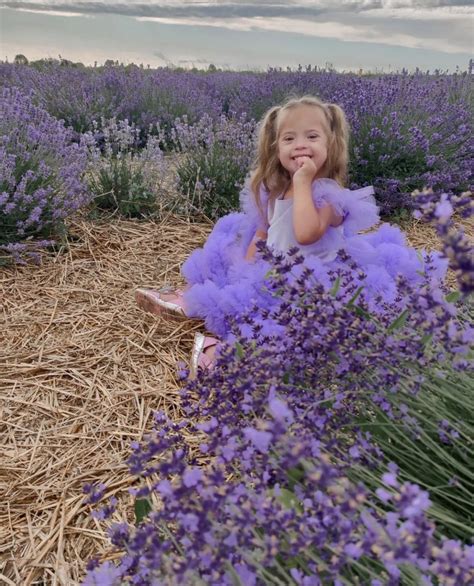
[
  {"xmin": 0, "ymin": 212, "xmax": 470, "ymax": 585},
  {"xmin": 0, "ymin": 214, "xmax": 212, "ymax": 585},
  {"xmin": 402, "ymin": 214, "xmax": 473, "ymax": 290}
]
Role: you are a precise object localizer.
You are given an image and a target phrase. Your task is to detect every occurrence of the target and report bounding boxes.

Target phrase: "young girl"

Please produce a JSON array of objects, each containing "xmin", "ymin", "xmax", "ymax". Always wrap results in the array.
[{"xmin": 136, "ymin": 96, "xmax": 446, "ymax": 376}]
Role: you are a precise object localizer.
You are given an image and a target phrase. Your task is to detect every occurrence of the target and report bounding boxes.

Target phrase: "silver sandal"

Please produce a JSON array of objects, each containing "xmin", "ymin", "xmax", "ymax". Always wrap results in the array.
[{"xmin": 189, "ymin": 332, "xmax": 218, "ymax": 379}]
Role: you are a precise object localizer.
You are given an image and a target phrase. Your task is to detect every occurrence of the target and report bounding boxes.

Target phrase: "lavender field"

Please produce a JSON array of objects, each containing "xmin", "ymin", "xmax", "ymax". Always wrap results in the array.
[
  {"xmin": 1, "ymin": 62, "xmax": 473, "ymax": 585},
  {"xmin": 1, "ymin": 61, "xmax": 473, "ymax": 250}
]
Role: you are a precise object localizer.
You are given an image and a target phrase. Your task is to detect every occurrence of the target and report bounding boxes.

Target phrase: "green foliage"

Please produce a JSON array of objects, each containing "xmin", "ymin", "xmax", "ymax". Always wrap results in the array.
[
  {"xmin": 134, "ymin": 498, "xmax": 152, "ymax": 524},
  {"xmin": 85, "ymin": 117, "xmax": 167, "ymax": 218},
  {"xmin": 14, "ymin": 54, "xmax": 29, "ymax": 65},
  {"xmin": 171, "ymin": 114, "xmax": 256, "ymax": 220},
  {"xmin": 175, "ymin": 146, "xmax": 247, "ymax": 219},
  {"xmin": 388, "ymin": 206, "xmax": 411, "ymax": 225},
  {"xmin": 349, "ymin": 362, "xmax": 473, "ymax": 542},
  {"xmin": 88, "ymin": 157, "xmax": 156, "ymax": 218}
]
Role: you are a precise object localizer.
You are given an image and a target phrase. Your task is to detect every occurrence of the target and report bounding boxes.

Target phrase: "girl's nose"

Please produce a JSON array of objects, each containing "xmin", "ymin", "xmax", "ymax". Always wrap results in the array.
[{"xmin": 294, "ymin": 137, "xmax": 309, "ymax": 148}]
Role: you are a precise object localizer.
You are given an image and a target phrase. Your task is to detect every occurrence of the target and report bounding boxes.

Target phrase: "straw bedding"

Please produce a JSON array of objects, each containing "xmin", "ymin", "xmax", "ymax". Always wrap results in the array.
[{"xmin": 0, "ymin": 213, "xmax": 469, "ymax": 585}]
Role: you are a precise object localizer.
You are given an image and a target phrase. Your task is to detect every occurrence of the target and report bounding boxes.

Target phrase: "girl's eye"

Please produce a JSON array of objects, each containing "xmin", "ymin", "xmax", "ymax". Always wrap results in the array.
[
  {"xmin": 283, "ymin": 137, "xmax": 293, "ymax": 142},
  {"xmin": 309, "ymin": 134, "xmax": 319, "ymax": 139}
]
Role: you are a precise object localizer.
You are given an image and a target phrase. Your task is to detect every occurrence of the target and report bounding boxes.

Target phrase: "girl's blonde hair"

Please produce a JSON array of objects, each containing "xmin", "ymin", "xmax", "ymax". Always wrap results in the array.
[{"xmin": 250, "ymin": 95, "xmax": 349, "ymax": 213}]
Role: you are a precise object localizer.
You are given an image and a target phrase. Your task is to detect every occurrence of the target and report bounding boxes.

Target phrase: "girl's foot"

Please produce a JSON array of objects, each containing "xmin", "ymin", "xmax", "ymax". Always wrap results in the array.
[
  {"xmin": 135, "ymin": 287, "xmax": 187, "ymax": 318},
  {"xmin": 189, "ymin": 332, "xmax": 219, "ymax": 379}
]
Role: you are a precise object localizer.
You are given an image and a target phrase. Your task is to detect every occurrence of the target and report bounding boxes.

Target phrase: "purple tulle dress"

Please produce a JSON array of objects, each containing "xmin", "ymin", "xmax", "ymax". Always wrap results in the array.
[{"xmin": 181, "ymin": 178, "xmax": 447, "ymax": 338}]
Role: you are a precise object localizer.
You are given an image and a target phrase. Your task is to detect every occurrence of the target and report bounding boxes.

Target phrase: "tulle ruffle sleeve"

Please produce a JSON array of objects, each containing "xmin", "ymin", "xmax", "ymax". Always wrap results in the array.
[
  {"xmin": 239, "ymin": 180, "xmax": 270, "ymax": 232},
  {"xmin": 311, "ymin": 179, "xmax": 380, "ymax": 236}
]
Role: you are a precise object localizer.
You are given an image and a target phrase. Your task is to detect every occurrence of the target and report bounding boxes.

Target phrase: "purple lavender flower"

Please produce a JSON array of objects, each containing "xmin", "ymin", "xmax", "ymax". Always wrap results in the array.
[
  {"xmin": 3, "ymin": 63, "xmax": 471, "ymax": 217},
  {"xmin": 84, "ymin": 117, "xmax": 167, "ymax": 217},
  {"xmin": 82, "ymin": 561, "xmax": 122, "ymax": 586},
  {"xmin": 413, "ymin": 188, "xmax": 473, "ymax": 294},
  {"xmin": 84, "ymin": 242, "xmax": 472, "ymax": 584},
  {"xmin": 171, "ymin": 113, "xmax": 256, "ymax": 219},
  {"xmin": 0, "ymin": 87, "xmax": 90, "ymax": 261},
  {"xmin": 83, "ymin": 482, "xmax": 106, "ymax": 504}
]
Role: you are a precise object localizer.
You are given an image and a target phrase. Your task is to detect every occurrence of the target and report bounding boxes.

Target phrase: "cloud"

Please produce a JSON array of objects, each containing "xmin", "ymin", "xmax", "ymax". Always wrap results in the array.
[
  {"xmin": 2, "ymin": 1, "xmax": 472, "ymax": 54},
  {"xmin": 2, "ymin": 1, "xmax": 473, "ymax": 20},
  {"xmin": 137, "ymin": 15, "xmax": 470, "ymax": 53},
  {"xmin": 1, "ymin": 1, "xmax": 323, "ymax": 19},
  {"xmin": 13, "ymin": 6, "xmax": 91, "ymax": 16}
]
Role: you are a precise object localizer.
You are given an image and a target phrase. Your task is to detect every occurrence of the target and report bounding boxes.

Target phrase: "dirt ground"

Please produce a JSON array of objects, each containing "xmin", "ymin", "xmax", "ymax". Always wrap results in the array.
[{"xmin": 0, "ymin": 213, "xmax": 468, "ymax": 585}]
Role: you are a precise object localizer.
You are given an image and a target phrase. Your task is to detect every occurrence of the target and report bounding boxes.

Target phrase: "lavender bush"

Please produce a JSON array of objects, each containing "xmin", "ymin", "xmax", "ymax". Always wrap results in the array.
[
  {"xmin": 348, "ymin": 190, "xmax": 473, "ymax": 543},
  {"xmin": 0, "ymin": 63, "xmax": 222, "ymax": 137},
  {"xmin": 170, "ymin": 113, "xmax": 256, "ymax": 219},
  {"xmin": 0, "ymin": 86, "xmax": 90, "ymax": 262},
  {"xmin": 0, "ymin": 63, "xmax": 121, "ymax": 135},
  {"xmin": 3, "ymin": 63, "xmax": 471, "ymax": 218},
  {"xmin": 85, "ymin": 117, "xmax": 168, "ymax": 218},
  {"xmin": 84, "ymin": 192, "xmax": 473, "ymax": 584},
  {"xmin": 342, "ymin": 73, "xmax": 473, "ymax": 215},
  {"xmin": 349, "ymin": 361, "xmax": 473, "ymax": 543}
]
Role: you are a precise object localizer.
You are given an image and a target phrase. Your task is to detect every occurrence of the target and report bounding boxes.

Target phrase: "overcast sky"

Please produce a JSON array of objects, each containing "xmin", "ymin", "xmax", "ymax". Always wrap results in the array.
[{"xmin": 0, "ymin": 1, "xmax": 472, "ymax": 72}]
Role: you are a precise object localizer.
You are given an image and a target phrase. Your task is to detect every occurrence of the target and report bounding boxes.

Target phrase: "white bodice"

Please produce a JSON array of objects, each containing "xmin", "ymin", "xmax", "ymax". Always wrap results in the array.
[{"xmin": 267, "ymin": 196, "xmax": 343, "ymax": 263}]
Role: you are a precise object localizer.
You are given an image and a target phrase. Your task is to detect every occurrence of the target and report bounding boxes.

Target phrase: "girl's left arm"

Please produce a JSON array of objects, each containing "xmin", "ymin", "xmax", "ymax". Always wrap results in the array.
[{"xmin": 292, "ymin": 176, "xmax": 342, "ymax": 245}]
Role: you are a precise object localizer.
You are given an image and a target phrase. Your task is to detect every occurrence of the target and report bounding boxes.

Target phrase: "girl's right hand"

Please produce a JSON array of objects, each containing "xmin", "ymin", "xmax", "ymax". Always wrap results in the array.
[{"xmin": 293, "ymin": 156, "xmax": 318, "ymax": 183}]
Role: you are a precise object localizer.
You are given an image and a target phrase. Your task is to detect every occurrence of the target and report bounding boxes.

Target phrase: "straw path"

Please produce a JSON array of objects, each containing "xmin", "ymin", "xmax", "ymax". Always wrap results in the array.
[
  {"xmin": 1, "ymin": 215, "xmax": 212, "ymax": 585},
  {"xmin": 0, "ymin": 213, "xmax": 470, "ymax": 585}
]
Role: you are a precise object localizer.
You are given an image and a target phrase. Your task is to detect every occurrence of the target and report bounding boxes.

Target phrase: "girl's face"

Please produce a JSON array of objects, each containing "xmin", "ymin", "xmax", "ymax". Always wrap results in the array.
[{"xmin": 277, "ymin": 105, "xmax": 329, "ymax": 179}]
